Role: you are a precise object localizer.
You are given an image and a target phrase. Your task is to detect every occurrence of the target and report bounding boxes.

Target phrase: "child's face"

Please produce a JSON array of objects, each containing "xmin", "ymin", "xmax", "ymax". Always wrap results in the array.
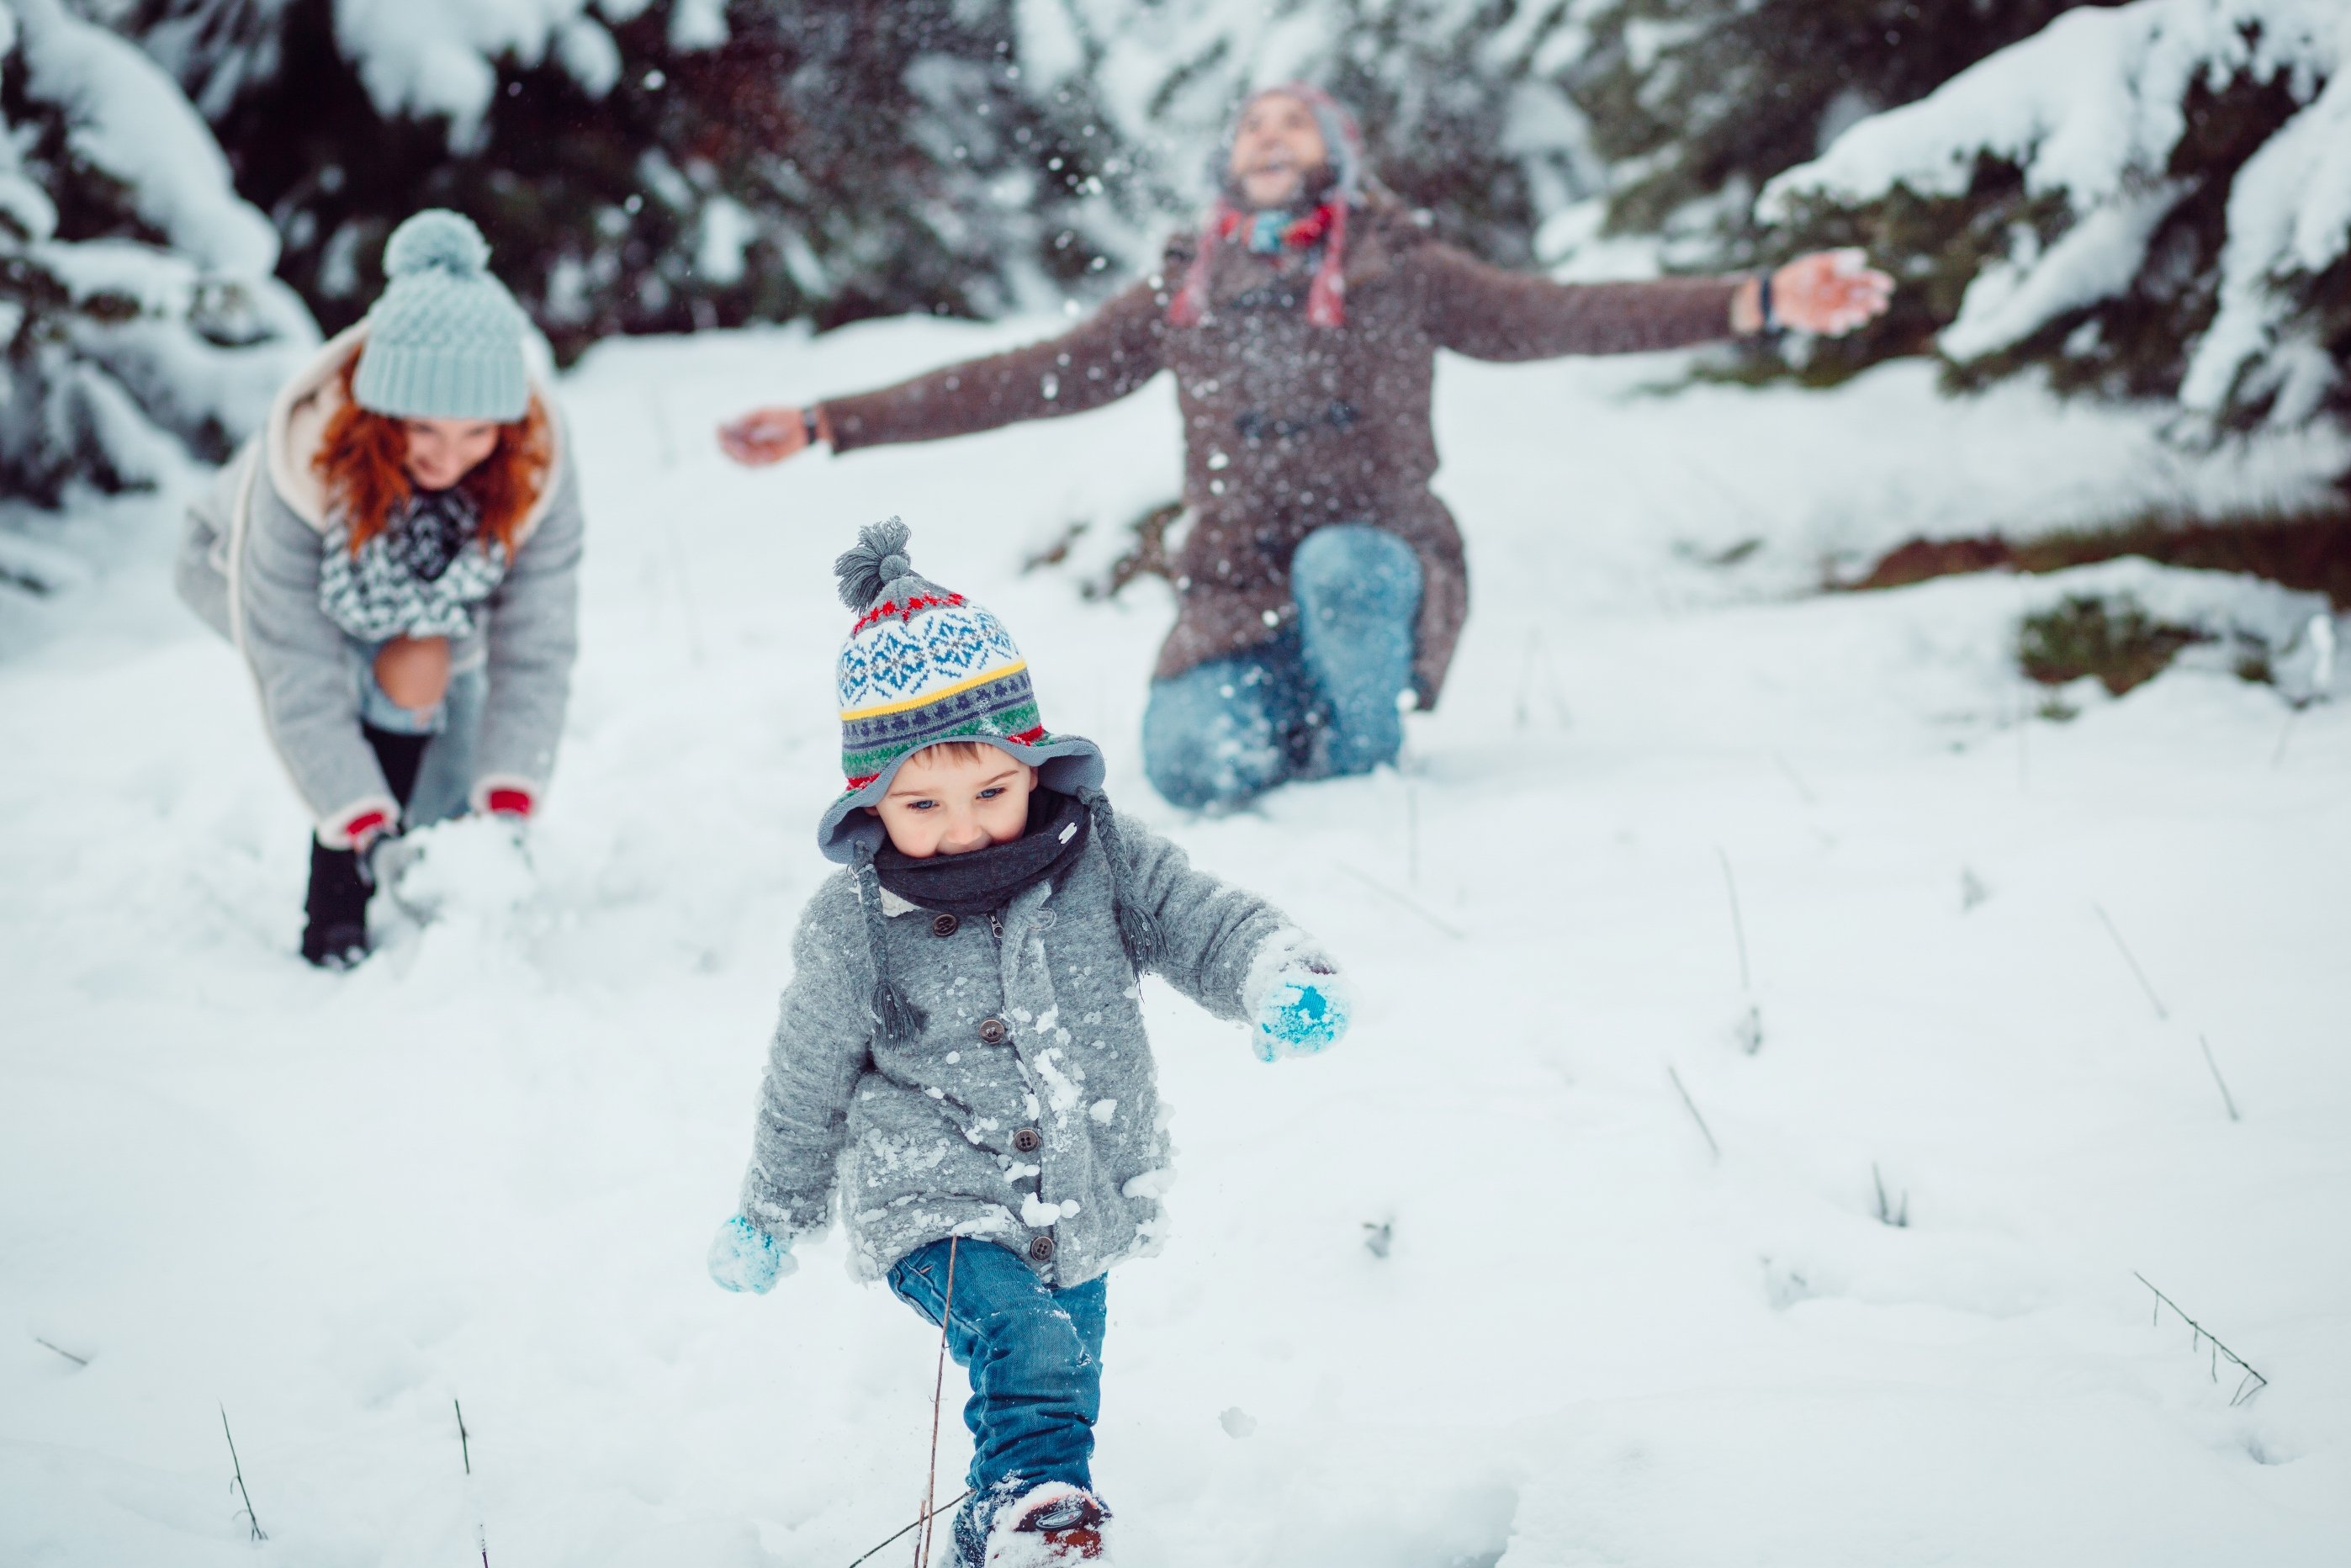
[{"xmin": 869, "ymin": 745, "xmax": 1039, "ymax": 859}]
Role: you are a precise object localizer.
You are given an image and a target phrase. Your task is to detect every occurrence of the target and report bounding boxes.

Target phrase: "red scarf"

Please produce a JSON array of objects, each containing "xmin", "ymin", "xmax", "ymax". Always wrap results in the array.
[{"xmin": 1168, "ymin": 198, "xmax": 1350, "ymax": 330}]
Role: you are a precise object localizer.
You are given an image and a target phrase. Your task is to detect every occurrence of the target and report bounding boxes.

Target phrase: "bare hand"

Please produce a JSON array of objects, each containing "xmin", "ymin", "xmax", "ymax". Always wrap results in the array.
[
  {"xmin": 718, "ymin": 405, "xmax": 822, "ymax": 467},
  {"xmin": 1766, "ymin": 249, "xmax": 1894, "ymax": 336}
]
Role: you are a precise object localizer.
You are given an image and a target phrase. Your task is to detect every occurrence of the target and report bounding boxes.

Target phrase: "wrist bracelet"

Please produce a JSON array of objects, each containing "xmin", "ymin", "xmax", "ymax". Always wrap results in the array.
[{"xmin": 801, "ymin": 407, "xmax": 821, "ymax": 446}]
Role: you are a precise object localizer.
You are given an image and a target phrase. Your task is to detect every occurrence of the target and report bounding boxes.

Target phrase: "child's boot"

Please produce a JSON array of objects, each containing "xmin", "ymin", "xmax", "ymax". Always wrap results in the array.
[{"xmin": 974, "ymin": 1481, "xmax": 1110, "ymax": 1566}]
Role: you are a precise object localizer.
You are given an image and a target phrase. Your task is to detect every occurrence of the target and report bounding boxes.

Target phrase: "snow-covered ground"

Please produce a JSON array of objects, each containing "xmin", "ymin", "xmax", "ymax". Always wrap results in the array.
[{"xmin": 4, "ymin": 320, "xmax": 2348, "ymax": 1566}]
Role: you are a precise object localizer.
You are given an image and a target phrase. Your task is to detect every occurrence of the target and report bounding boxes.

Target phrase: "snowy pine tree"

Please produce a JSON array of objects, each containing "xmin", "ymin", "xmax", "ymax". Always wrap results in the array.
[
  {"xmin": 1565, "ymin": 0, "xmax": 2099, "ymax": 261},
  {"xmin": 1762, "ymin": 0, "xmax": 2351, "ymax": 447},
  {"xmin": 103, "ymin": 0, "xmax": 1126, "ymax": 358},
  {"xmin": 1, "ymin": 0, "xmax": 312, "ymax": 521}
]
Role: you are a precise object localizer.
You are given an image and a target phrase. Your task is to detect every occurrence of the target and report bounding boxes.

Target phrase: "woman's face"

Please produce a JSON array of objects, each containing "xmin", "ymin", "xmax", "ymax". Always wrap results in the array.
[
  {"xmin": 1228, "ymin": 93, "xmax": 1329, "ymax": 210},
  {"xmin": 401, "ymin": 417, "xmax": 501, "ymax": 491}
]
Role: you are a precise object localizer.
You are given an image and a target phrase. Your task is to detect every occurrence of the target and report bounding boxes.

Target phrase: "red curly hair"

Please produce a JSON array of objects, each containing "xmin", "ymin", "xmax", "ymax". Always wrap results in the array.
[{"xmin": 312, "ymin": 347, "xmax": 553, "ymax": 557}]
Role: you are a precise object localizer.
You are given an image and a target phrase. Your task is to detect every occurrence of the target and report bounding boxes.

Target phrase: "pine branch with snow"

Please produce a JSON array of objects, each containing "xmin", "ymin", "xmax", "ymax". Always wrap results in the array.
[
  {"xmin": 1, "ymin": 0, "xmax": 313, "ymax": 513},
  {"xmin": 1761, "ymin": 0, "xmax": 2351, "ymax": 447},
  {"xmin": 1561, "ymin": 0, "xmax": 2095, "ymax": 271}
]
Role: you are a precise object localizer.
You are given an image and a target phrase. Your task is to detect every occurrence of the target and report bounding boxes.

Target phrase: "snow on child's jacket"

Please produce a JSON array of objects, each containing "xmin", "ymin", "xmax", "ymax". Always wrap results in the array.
[{"xmin": 737, "ymin": 522, "xmax": 1343, "ymax": 1287}]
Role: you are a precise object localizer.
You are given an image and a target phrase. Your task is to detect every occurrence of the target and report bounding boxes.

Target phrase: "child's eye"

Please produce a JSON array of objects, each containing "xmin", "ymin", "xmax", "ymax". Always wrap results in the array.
[
  {"xmin": 977, "ymin": 787, "xmax": 1005, "ymax": 800},
  {"xmin": 905, "ymin": 798, "xmax": 937, "ymax": 812}
]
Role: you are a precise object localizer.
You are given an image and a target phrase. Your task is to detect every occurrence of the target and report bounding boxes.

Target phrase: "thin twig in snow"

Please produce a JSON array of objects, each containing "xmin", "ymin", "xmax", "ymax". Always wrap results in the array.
[
  {"xmin": 1337, "ymin": 864, "xmax": 1464, "ymax": 940},
  {"xmin": 2135, "ymin": 1273, "xmax": 2268, "ymax": 1406},
  {"xmin": 2270, "ymin": 708, "xmax": 2298, "ymax": 768},
  {"xmin": 220, "ymin": 1405, "xmax": 266, "ymax": 1543},
  {"xmin": 1871, "ymin": 1163, "xmax": 1909, "ymax": 1228},
  {"xmin": 2197, "ymin": 1035, "xmax": 2242, "ymax": 1122},
  {"xmin": 2092, "ymin": 903, "xmax": 2168, "ymax": 1020},
  {"xmin": 455, "ymin": 1397, "xmax": 489, "ymax": 1566},
  {"xmin": 843, "ymin": 1490, "xmax": 974, "ymax": 1568},
  {"xmin": 2015, "ymin": 576, "xmax": 2031, "ymax": 792},
  {"xmin": 915, "ymin": 1237, "xmax": 963, "ymax": 1568},
  {"xmin": 1666, "ymin": 1064, "xmax": 1721, "ymax": 1161},
  {"xmin": 1716, "ymin": 850, "xmax": 1762, "ymax": 1053},
  {"xmin": 1716, "ymin": 849, "xmax": 1752, "ymax": 993},
  {"xmin": 34, "ymin": 1336, "xmax": 88, "ymax": 1367}
]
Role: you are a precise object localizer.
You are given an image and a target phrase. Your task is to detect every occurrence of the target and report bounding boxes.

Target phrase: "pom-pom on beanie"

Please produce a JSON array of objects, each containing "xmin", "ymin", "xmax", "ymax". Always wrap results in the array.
[
  {"xmin": 815, "ymin": 518, "xmax": 1105, "ymax": 866},
  {"xmin": 353, "ymin": 210, "xmax": 532, "ymax": 423}
]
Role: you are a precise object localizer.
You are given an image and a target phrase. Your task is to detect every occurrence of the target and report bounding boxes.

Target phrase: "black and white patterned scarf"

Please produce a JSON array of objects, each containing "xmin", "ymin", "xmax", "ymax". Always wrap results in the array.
[{"xmin": 318, "ymin": 487, "xmax": 510, "ymax": 644}]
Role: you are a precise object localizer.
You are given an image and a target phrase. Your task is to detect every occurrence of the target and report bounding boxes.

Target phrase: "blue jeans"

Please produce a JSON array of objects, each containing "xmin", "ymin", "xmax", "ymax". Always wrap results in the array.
[
  {"xmin": 887, "ymin": 1239, "xmax": 1108, "ymax": 1563},
  {"xmin": 347, "ymin": 637, "xmax": 484, "ymax": 828},
  {"xmin": 1143, "ymin": 523, "xmax": 1422, "ymax": 810}
]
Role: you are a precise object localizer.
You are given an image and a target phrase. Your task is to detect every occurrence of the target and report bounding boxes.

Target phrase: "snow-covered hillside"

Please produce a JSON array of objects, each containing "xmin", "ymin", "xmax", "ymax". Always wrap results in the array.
[{"xmin": 3, "ymin": 320, "xmax": 2347, "ymax": 1566}]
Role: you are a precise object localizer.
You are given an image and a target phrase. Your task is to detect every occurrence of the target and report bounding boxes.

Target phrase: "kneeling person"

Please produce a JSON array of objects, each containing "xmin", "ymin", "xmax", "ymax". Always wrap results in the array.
[{"xmin": 708, "ymin": 521, "xmax": 1349, "ymax": 1566}]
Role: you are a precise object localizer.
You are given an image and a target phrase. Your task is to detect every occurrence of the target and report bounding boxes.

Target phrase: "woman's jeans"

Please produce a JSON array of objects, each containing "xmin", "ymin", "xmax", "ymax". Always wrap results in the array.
[
  {"xmin": 347, "ymin": 638, "xmax": 486, "ymax": 829},
  {"xmin": 887, "ymin": 1238, "xmax": 1109, "ymax": 1562},
  {"xmin": 1143, "ymin": 523, "xmax": 1422, "ymax": 810}
]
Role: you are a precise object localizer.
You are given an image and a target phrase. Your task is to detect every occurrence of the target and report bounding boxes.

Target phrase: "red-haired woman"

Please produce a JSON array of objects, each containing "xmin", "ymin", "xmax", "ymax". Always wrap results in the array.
[{"xmin": 178, "ymin": 210, "xmax": 585, "ymax": 967}]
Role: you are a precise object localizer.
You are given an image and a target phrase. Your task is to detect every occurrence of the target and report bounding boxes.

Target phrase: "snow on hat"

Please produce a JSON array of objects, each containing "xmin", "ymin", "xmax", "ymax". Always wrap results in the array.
[
  {"xmin": 353, "ymin": 210, "xmax": 532, "ymax": 422},
  {"xmin": 815, "ymin": 517, "xmax": 1105, "ymax": 866}
]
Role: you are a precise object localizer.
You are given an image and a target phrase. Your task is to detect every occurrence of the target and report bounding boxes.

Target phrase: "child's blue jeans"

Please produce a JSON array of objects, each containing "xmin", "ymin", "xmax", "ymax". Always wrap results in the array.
[
  {"xmin": 1142, "ymin": 522, "xmax": 1422, "ymax": 810},
  {"xmin": 887, "ymin": 1239, "xmax": 1108, "ymax": 1560}
]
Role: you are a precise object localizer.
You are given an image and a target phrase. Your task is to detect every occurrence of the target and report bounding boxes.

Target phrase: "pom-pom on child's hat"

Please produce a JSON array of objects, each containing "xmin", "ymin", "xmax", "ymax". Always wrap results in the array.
[
  {"xmin": 352, "ymin": 209, "xmax": 532, "ymax": 423},
  {"xmin": 817, "ymin": 518, "xmax": 1104, "ymax": 864}
]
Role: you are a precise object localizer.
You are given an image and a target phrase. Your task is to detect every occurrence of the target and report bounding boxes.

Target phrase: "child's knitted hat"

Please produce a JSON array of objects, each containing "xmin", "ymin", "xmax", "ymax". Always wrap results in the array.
[
  {"xmin": 816, "ymin": 518, "xmax": 1104, "ymax": 865},
  {"xmin": 353, "ymin": 210, "xmax": 532, "ymax": 423}
]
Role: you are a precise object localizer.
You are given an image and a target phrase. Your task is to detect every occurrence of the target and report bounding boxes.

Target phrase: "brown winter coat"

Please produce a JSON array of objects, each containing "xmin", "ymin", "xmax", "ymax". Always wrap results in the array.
[{"xmin": 821, "ymin": 203, "xmax": 1741, "ymax": 707}]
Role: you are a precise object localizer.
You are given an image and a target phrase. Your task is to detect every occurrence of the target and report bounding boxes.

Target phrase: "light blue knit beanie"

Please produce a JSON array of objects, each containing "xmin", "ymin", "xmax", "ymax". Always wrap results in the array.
[{"xmin": 352, "ymin": 210, "xmax": 531, "ymax": 422}]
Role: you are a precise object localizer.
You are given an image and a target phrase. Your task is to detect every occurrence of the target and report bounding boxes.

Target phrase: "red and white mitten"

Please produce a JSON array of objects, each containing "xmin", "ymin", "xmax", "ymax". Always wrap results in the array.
[
  {"xmin": 319, "ymin": 797, "xmax": 400, "ymax": 852},
  {"xmin": 470, "ymin": 776, "xmax": 537, "ymax": 821}
]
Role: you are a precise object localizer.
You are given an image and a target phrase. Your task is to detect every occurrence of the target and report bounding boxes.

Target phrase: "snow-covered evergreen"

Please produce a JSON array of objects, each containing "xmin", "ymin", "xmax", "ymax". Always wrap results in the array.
[
  {"xmin": 100, "ymin": 0, "xmax": 1137, "ymax": 356},
  {"xmin": 1763, "ymin": 0, "xmax": 2351, "ymax": 442},
  {"xmin": 0, "ymin": 0, "xmax": 311, "ymax": 535},
  {"xmin": 1561, "ymin": 0, "xmax": 2095, "ymax": 267}
]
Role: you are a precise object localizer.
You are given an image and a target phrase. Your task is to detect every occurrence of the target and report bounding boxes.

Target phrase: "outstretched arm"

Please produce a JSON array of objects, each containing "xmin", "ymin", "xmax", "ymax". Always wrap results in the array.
[
  {"xmin": 719, "ymin": 278, "xmax": 1169, "ymax": 465},
  {"xmin": 1418, "ymin": 243, "xmax": 1891, "ymax": 361},
  {"xmin": 1109, "ymin": 817, "xmax": 1338, "ymax": 1027}
]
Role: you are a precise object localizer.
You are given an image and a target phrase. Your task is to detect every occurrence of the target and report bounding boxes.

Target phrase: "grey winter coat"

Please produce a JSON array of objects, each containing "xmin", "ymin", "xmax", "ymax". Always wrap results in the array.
[
  {"xmin": 740, "ymin": 818, "xmax": 1329, "ymax": 1288},
  {"xmin": 176, "ymin": 324, "xmax": 584, "ymax": 841}
]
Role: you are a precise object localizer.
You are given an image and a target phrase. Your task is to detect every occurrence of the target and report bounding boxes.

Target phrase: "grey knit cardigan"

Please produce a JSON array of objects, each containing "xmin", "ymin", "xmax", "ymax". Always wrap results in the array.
[
  {"xmin": 175, "ymin": 324, "xmax": 584, "ymax": 842},
  {"xmin": 739, "ymin": 818, "xmax": 1332, "ymax": 1287}
]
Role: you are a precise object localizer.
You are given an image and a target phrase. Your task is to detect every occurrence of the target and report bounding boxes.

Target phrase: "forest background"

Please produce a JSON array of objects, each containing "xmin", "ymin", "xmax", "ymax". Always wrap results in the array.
[{"xmin": 5, "ymin": 0, "xmax": 2348, "ymax": 606}]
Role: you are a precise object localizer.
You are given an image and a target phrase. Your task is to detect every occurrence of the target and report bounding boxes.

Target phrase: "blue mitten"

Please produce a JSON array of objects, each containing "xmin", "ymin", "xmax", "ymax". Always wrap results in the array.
[
  {"xmin": 707, "ymin": 1214, "xmax": 795, "ymax": 1294},
  {"xmin": 1253, "ymin": 968, "xmax": 1351, "ymax": 1062}
]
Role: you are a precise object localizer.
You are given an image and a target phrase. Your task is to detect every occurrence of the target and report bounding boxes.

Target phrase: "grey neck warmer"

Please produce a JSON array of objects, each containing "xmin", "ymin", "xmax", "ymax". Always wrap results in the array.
[{"xmin": 873, "ymin": 789, "xmax": 1092, "ymax": 918}]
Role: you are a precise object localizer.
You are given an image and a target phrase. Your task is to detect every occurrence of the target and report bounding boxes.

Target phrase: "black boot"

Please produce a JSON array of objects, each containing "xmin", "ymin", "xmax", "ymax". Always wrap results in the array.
[{"xmin": 300, "ymin": 836, "xmax": 373, "ymax": 968}]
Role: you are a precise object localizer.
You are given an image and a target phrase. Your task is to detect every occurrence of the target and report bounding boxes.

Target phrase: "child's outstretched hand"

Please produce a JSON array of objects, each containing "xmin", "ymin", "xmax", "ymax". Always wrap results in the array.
[
  {"xmin": 1253, "ymin": 967, "xmax": 1351, "ymax": 1062},
  {"xmin": 708, "ymin": 1213, "xmax": 796, "ymax": 1293}
]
